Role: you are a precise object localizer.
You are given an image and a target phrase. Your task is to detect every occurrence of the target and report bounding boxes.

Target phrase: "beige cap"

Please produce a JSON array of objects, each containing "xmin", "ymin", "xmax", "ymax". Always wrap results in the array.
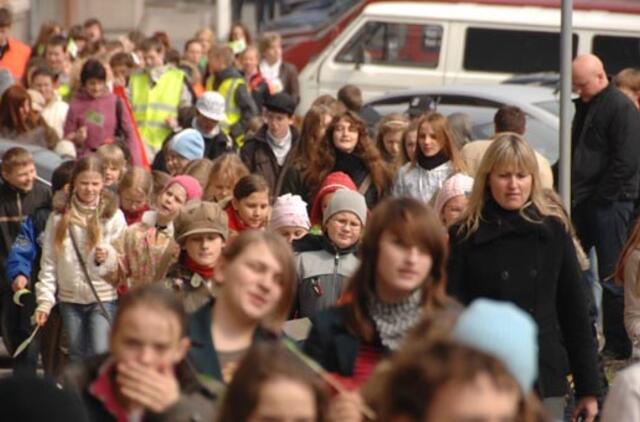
[{"xmin": 173, "ymin": 200, "xmax": 229, "ymax": 243}]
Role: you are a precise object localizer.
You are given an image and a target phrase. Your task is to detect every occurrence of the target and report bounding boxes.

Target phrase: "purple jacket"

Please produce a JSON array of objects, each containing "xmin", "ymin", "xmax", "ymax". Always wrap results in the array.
[{"xmin": 63, "ymin": 90, "xmax": 139, "ymax": 163}]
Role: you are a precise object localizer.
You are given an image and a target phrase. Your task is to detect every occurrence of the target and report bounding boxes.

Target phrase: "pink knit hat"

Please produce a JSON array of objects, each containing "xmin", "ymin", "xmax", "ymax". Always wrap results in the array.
[
  {"xmin": 164, "ymin": 175, "xmax": 203, "ymax": 202},
  {"xmin": 309, "ymin": 172, "xmax": 358, "ymax": 226},
  {"xmin": 434, "ymin": 173, "xmax": 474, "ymax": 217},
  {"xmin": 270, "ymin": 194, "xmax": 311, "ymax": 231}
]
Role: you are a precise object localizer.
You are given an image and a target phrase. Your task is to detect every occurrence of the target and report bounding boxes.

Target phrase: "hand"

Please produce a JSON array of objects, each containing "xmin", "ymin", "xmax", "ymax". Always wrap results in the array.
[
  {"xmin": 35, "ymin": 311, "xmax": 49, "ymax": 327},
  {"xmin": 116, "ymin": 361, "xmax": 180, "ymax": 413},
  {"xmin": 12, "ymin": 275, "xmax": 28, "ymax": 292},
  {"xmin": 94, "ymin": 246, "xmax": 107, "ymax": 265},
  {"xmin": 572, "ymin": 396, "xmax": 598, "ymax": 422},
  {"xmin": 328, "ymin": 391, "xmax": 364, "ymax": 422}
]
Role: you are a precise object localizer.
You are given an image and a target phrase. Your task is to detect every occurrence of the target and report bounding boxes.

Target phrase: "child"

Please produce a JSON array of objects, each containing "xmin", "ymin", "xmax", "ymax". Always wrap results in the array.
[
  {"xmin": 393, "ymin": 113, "xmax": 466, "ymax": 203},
  {"xmin": 269, "ymin": 194, "xmax": 311, "ymax": 243},
  {"xmin": 30, "ymin": 66, "xmax": 69, "ymax": 140},
  {"xmin": 187, "ymin": 231, "xmax": 295, "ymax": 383},
  {"xmin": 165, "ymin": 128, "xmax": 205, "ymax": 176},
  {"xmin": 402, "ymin": 120, "xmax": 419, "ymax": 162},
  {"xmin": 433, "ymin": 173, "xmax": 474, "ymax": 228},
  {"xmin": 304, "ymin": 198, "xmax": 450, "ymax": 389},
  {"xmin": 63, "ymin": 59, "xmax": 135, "ymax": 159},
  {"xmin": 295, "ymin": 190, "xmax": 366, "ymax": 318},
  {"xmin": 114, "ymin": 175, "xmax": 202, "ymax": 291},
  {"xmin": 376, "ymin": 113, "xmax": 409, "ymax": 174},
  {"xmin": 184, "ymin": 158, "xmax": 213, "ymax": 191},
  {"xmin": 60, "ymin": 284, "xmax": 222, "ymax": 421},
  {"xmin": 203, "ymin": 153, "xmax": 249, "ymax": 202},
  {"xmin": 309, "ymin": 171, "xmax": 357, "ymax": 228},
  {"xmin": 96, "ymin": 144, "xmax": 127, "ymax": 189},
  {"xmin": 164, "ymin": 200, "xmax": 228, "ymax": 313},
  {"xmin": 225, "ymin": 174, "xmax": 270, "ymax": 239},
  {"xmin": 118, "ymin": 167, "xmax": 153, "ymax": 225},
  {"xmin": 6, "ymin": 161, "xmax": 75, "ymax": 377},
  {"xmin": 35, "ymin": 155, "xmax": 127, "ymax": 362},
  {"xmin": 151, "ymin": 170, "xmax": 171, "ymax": 205},
  {"xmin": 217, "ymin": 342, "xmax": 329, "ymax": 422}
]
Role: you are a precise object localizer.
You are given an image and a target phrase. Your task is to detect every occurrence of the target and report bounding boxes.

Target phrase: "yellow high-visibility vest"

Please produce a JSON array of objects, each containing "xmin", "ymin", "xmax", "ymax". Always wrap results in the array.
[
  {"xmin": 218, "ymin": 77, "xmax": 245, "ymax": 148},
  {"xmin": 129, "ymin": 68, "xmax": 184, "ymax": 150}
]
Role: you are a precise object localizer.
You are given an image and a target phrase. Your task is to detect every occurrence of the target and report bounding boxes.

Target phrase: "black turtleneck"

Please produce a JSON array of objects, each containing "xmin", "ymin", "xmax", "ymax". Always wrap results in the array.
[
  {"xmin": 417, "ymin": 150, "xmax": 449, "ymax": 171},
  {"xmin": 333, "ymin": 149, "xmax": 368, "ymax": 186}
]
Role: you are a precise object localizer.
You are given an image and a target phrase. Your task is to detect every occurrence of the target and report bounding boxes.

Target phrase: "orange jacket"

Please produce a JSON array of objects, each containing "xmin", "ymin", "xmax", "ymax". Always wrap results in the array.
[{"xmin": 0, "ymin": 37, "xmax": 31, "ymax": 80}]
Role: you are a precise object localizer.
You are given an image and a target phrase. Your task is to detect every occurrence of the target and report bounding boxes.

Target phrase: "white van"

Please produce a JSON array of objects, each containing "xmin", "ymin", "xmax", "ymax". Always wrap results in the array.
[{"xmin": 298, "ymin": 1, "xmax": 640, "ymax": 113}]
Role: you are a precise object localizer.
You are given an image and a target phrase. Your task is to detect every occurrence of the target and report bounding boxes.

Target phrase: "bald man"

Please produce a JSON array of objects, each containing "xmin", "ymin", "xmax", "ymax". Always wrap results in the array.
[{"xmin": 571, "ymin": 54, "xmax": 640, "ymax": 360}]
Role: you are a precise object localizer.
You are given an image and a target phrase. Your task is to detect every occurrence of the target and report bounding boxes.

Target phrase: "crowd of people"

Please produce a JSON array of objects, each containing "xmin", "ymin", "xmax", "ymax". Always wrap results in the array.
[{"xmin": 2, "ymin": 4, "xmax": 640, "ymax": 421}]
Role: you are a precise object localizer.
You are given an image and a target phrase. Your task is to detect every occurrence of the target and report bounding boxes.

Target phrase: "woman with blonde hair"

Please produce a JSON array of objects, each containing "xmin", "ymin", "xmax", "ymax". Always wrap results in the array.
[
  {"xmin": 392, "ymin": 112, "xmax": 465, "ymax": 203},
  {"xmin": 447, "ymin": 133, "xmax": 601, "ymax": 421}
]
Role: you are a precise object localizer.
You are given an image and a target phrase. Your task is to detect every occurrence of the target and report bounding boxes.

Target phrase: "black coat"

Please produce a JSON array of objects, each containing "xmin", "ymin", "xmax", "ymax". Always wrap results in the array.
[
  {"xmin": 303, "ymin": 306, "xmax": 363, "ymax": 376},
  {"xmin": 447, "ymin": 200, "xmax": 602, "ymax": 398},
  {"xmin": 571, "ymin": 83, "xmax": 640, "ymax": 206},
  {"xmin": 240, "ymin": 124, "xmax": 300, "ymax": 198}
]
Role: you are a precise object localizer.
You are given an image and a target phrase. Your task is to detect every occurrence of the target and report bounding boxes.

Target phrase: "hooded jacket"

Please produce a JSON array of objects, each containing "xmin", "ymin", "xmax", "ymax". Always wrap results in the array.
[
  {"xmin": 64, "ymin": 90, "xmax": 135, "ymax": 158},
  {"xmin": 35, "ymin": 190, "xmax": 126, "ymax": 314}
]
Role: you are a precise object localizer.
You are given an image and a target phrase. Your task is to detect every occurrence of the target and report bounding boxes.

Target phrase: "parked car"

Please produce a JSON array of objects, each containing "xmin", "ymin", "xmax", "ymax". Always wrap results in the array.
[
  {"xmin": 364, "ymin": 84, "xmax": 562, "ymax": 163},
  {"xmin": 299, "ymin": 0, "xmax": 640, "ymax": 113}
]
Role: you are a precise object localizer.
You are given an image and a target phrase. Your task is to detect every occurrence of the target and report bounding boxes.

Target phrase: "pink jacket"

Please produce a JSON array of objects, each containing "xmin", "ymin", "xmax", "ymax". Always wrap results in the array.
[{"xmin": 63, "ymin": 90, "xmax": 139, "ymax": 162}]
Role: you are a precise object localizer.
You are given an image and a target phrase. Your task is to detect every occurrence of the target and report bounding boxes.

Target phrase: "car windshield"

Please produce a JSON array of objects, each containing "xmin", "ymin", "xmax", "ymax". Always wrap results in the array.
[{"xmin": 534, "ymin": 100, "xmax": 559, "ymax": 116}]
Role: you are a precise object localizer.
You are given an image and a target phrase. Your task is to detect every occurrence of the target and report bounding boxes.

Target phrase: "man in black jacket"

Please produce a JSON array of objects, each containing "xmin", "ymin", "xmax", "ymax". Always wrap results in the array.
[
  {"xmin": 571, "ymin": 54, "xmax": 640, "ymax": 359},
  {"xmin": 240, "ymin": 93, "xmax": 299, "ymax": 198}
]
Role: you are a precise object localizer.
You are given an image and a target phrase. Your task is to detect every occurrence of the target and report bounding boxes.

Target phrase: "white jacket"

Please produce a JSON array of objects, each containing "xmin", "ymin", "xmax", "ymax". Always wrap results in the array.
[
  {"xmin": 601, "ymin": 362, "xmax": 640, "ymax": 422},
  {"xmin": 35, "ymin": 209, "xmax": 126, "ymax": 314},
  {"xmin": 42, "ymin": 96, "xmax": 69, "ymax": 140},
  {"xmin": 624, "ymin": 249, "xmax": 640, "ymax": 358},
  {"xmin": 392, "ymin": 161, "xmax": 454, "ymax": 204}
]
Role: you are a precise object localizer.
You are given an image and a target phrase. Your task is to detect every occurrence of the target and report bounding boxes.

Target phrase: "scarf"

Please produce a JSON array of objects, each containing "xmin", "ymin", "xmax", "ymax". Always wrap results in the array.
[
  {"xmin": 333, "ymin": 150, "xmax": 369, "ymax": 186},
  {"xmin": 368, "ymin": 289, "xmax": 423, "ymax": 351},
  {"xmin": 267, "ymin": 128, "xmax": 292, "ymax": 166},
  {"xmin": 69, "ymin": 194, "xmax": 100, "ymax": 228},
  {"xmin": 122, "ymin": 204, "xmax": 150, "ymax": 226},
  {"xmin": 260, "ymin": 60, "xmax": 282, "ymax": 90},
  {"xmin": 184, "ymin": 253, "xmax": 215, "ymax": 280},
  {"xmin": 417, "ymin": 150, "xmax": 449, "ymax": 171}
]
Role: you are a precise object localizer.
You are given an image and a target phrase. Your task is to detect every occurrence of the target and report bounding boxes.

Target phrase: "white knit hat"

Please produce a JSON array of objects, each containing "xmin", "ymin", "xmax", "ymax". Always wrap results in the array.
[
  {"xmin": 434, "ymin": 173, "xmax": 474, "ymax": 216},
  {"xmin": 270, "ymin": 194, "xmax": 311, "ymax": 231}
]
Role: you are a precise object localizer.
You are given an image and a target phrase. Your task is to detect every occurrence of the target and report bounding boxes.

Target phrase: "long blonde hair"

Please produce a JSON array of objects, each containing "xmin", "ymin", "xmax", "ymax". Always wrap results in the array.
[
  {"xmin": 458, "ymin": 133, "xmax": 556, "ymax": 236},
  {"xmin": 54, "ymin": 156, "xmax": 106, "ymax": 251}
]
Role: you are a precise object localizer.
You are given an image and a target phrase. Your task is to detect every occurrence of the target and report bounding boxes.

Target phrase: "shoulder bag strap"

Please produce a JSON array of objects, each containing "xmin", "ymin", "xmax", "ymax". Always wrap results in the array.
[
  {"xmin": 68, "ymin": 226, "xmax": 112, "ymax": 325},
  {"xmin": 358, "ymin": 175, "xmax": 372, "ymax": 195}
]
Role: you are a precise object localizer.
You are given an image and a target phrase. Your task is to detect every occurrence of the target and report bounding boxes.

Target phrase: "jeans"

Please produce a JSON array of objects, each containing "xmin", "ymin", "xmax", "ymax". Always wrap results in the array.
[
  {"xmin": 573, "ymin": 198, "xmax": 634, "ymax": 357},
  {"xmin": 59, "ymin": 301, "xmax": 116, "ymax": 362}
]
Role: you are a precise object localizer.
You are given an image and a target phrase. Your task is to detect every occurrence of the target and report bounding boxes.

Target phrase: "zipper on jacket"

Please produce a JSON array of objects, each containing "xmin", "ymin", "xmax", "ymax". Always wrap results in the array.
[
  {"xmin": 332, "ymin": 252, "xmax": 340, "ymax": 286},
  {"xmin": 16, "ymin": 191, "xmax": 23, "ymax": 220}
]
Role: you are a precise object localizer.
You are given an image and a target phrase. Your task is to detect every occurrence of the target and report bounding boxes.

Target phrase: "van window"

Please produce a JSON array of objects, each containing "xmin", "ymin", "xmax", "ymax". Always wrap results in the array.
[
  {"xmin": 463, "ymin": 28, "xmax": 578, "ymax": 73},
  {"xmin": 336, "ymin": 21, "xmax": 443, "ymax": 68},
  {"xmin": 592, "ymin": 35, "xmax": 640, "ymax": 75}
]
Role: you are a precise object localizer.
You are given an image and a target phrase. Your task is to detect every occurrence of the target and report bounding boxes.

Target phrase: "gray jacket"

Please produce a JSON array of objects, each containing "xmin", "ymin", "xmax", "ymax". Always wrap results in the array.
[{"xmin": 295, "ymin": 247, "xmax": 359, "ymax": 318}]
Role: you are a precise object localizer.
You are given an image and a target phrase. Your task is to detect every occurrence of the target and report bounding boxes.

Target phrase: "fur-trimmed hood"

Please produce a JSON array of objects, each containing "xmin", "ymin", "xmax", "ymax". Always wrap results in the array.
[{"xmin": 52, "ymin": 189, "xmax": 120, "ymax": 220}]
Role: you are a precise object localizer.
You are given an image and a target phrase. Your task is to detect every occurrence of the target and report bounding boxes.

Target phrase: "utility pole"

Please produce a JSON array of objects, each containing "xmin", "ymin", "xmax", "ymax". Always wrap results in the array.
[
  {"xmin": 216, "ymin": 0, "xmax": 231, "ymax": 41},
  {"xmin": 559, "ymin": 0, "xmax": 573, "ymax": 212}
]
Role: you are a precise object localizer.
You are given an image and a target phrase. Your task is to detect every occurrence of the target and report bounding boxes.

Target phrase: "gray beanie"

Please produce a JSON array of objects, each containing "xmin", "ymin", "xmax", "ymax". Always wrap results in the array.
[{"xmin": 322, "ymin": 189, "xmax": 368, "ymax": 227}]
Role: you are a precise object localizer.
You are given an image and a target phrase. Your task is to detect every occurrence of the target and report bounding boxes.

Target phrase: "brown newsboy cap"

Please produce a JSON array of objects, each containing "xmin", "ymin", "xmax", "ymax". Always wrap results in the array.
[{"xmin": 173, "ymin": 200, "xmax": 228, "ymax": 243}]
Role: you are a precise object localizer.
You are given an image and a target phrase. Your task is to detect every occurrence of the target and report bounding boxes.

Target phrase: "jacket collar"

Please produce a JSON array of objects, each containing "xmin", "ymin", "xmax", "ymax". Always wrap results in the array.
[{"xmin": 473, "ymin": 198, "xmax": 550, "ymax": 245}]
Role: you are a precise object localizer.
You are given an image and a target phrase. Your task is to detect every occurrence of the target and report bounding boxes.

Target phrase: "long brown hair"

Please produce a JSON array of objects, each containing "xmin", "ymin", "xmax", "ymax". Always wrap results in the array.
[
  {"xmin": 293, "ymin": 104, "xmax": 335, "ymax": 169},
  {"xmin": 216, "ymin": 342, "xmax": 329, "ymax": 422},
  {"xmin": 343, "ymin": 197, "xmax": 450, "ymax": 342},
  {"xmin": 303, "ymin": 110, "xmax": 392, "ymax": 201},
  {"xmin": 54, "ymin": 155, "xmax": 106, "ymax": 251},
  {"xmin": 0, "ymin": 85, "xmax": 31, "ymax": 134},
  {"xmin": 412, "ymin": 113, "xmax": 466, "ymax": 172}
]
